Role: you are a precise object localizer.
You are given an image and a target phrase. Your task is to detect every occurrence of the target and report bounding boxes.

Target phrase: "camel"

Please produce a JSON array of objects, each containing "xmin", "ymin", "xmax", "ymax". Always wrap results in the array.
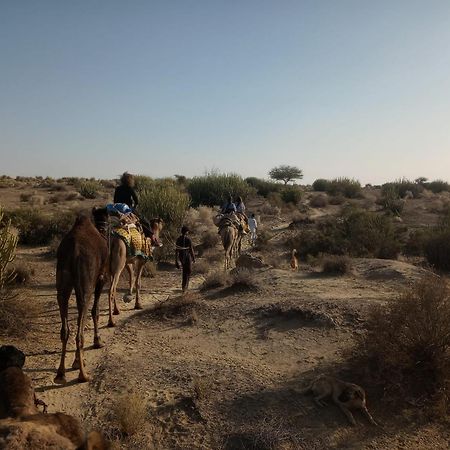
[
  {"xmin": 54, "ymin": 208, "xmax": 109, "ymax": 384},
  {"xmin": 0, "ymin": 345, "xmax": 108, "ymax": 449},
  {"xmin": 219, "ymin": 220, "xmax": 239, "ymax": 270},
  {"xmin": 107, "ymin": 218, "xmax": 163, "ymax": 327}
]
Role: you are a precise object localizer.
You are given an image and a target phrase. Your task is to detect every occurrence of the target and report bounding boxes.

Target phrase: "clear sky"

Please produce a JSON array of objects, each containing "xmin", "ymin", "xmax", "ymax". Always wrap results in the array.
[{"xmin": 1, "ymin": 1, "xmax": 449, "ymax": 184}]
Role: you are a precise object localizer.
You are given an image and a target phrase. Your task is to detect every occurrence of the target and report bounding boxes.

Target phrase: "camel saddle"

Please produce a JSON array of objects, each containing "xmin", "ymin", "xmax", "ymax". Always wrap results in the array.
[{"xmin": 112, "ymin": 225, "xmax": 153, "ymax": 260}]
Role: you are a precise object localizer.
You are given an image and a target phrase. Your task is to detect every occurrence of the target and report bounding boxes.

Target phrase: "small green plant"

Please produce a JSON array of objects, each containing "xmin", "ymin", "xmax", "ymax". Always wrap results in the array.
[
  {"xmin": 280, "ymin": 186, "xmax": 302, "ymax": 205},
  {"xmin": 245, "ymin": 177, "xmax": 282, "ymax": 197},
  {"xmin": 78, "ymin": 180, "xmax": 101, "ymax": 199},
  {"xmin": 381, "ymin": 178, "xmax": 423, "ymax": 199}
]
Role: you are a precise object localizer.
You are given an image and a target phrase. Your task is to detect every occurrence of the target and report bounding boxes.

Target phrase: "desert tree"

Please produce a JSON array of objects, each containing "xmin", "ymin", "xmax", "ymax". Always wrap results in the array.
[{"xmin": 268, "ymin": 165, "xmax": 303, "ymax": 185}]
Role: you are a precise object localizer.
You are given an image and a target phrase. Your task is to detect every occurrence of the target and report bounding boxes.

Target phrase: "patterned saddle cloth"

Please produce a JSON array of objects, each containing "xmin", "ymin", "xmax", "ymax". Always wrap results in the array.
[{"xmin": 112, "ymin": 225, "xmax": 153, "ymax": 260}]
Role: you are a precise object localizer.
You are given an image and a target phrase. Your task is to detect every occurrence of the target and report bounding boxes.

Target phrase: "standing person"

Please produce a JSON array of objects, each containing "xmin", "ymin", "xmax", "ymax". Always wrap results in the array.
[
  {"xmin": 175, "ymin": 226, "xmax": 196, "ymax": 293},
  {"xmin": 114, "ymin": 172, "xmax": 139, "ymax": 210},
  {"xmin": 248, "ymin": 213, "xmax": 258, "ymax": 246}
]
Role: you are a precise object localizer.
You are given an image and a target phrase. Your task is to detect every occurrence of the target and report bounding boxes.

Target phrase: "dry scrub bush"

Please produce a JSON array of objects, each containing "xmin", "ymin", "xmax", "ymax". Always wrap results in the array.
[
  {"xmin": 328, "ymin": 194, "xmax": 345, "ymax": 205},
  {"xmin": 6, "ymin": 263, "xmax": 34, "ymax": 285},
  {"xmin": 309, "ymin": 193, "xmax": 328, "ymax": 208},
  {"xmin": 326, "ymin": 177, "xmax": 362, "ymax": 198},
  {"xmin": 4, "ymin": 208, "xmax": 76, "ymax": 245},
  {"xmin": 113, "ymin": 393, "xmax": 148, "ymax": 436},
  {"xmin": 201, "ymin": 229, "xmax": 220, "ymax": 249},
  {"xmin": 194, "ymin": 259, "xmax": 210, "ymax": 274},
  {"xmin": 150, "ymin": 295, "xmax": 199, "ymax": 323},
  {"xmin": 201, "ymin": 270, "xmax": 230, "ymax": 290},
  {"xmin": 230, "ymin": 268, "xmax": 260, "ymax": 290},
  {"xmin": 287, "ymin": 207, "xmax": 401, "ymax": 259},
  {"xmin": 381, "ymin": 178, "xmax": 423, "ymax": 199},
  {"xmin": 321, "ymin": 254, "xmax": 352, "ymax": 275},
  {"xmin": 350, "ymin": 274, "xmax": 450, "ymax": 414},
  {"xmin": 19, "ymin": 193, "xmax": 32, "ymax": 202}
]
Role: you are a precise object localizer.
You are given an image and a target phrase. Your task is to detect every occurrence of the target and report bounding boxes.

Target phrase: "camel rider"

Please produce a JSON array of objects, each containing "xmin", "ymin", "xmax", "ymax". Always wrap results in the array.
[
  {"xmin": 235, "ymin": 196, "xmax": 246, "ymax": 214},
  {"xmin": 114, "ymin": 172, "xmax": 139, "ymax": 210},
  {"xmin": 113, "ymin": 172, "xmax": 159, "ymax": 246},
  {"xmin": 221, "ymin": 195, "xmax": 237, "ymax": 214}
]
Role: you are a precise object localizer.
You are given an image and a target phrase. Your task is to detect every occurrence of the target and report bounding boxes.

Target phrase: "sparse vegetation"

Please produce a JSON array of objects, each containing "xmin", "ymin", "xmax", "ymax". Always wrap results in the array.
[
  {"xmin": 309, "ymin": 193, "xmax": 328, "ymax": 208},
  {"xmin": 78, "ymin": 180, "xmax": 102, "ymax": 199},
  {"xmin": 245, "ymin": 177, "xmax": 282, "ymax": 197},
  {"xmin": 279, "ymin": 185, "xmax": 302, "ymax": 205},
  {"xmin": 201, "ymin": 270, "xmax": 230, "ymax": 290},
  {"xmin": 113, "ymin": 392, "xmax": 148, "ymax": 436},
  {"xmin": 350, "ymin": 274, "xmax": 450, "ymax": 414},
  {"xmin": 381, "ymin": 178, "xmax": 423, "ymax": 199},
  {"xmin": 326, "ymin": 177, "xmax": 362, "ymax": 198},
  {"xmin": 321, "ymin": 254, "xmax": 352, "ymax": 275},
  {"xmin": 188, "ymin": 172, "xmax": 254, "ymax": 207}
]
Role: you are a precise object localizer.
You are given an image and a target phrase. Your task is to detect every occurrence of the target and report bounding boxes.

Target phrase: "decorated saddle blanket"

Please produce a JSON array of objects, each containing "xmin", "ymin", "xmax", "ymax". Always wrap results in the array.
[{"xmin": 112, "ymin": 225, "xmax": 153, "ymax": 260}]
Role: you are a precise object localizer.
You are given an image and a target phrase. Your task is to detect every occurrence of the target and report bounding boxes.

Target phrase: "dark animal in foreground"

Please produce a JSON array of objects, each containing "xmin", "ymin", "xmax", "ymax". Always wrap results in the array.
[
  {"xmin": 0, "ymin": 345, "xmax": 108, "ymax": 449},
  {"xmin": 298, "ymin": 374, "xmax": 377, "ymax": 426},
  {"xmin": 55, "ymin": 208, "xmax": 109, "ymax": 383}
]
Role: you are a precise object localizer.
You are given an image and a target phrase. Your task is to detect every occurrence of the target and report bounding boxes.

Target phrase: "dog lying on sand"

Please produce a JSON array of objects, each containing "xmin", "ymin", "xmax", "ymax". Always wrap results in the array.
[{"xmin": 297, "ymin": 374, "xmax": 377, "ymax": 426}]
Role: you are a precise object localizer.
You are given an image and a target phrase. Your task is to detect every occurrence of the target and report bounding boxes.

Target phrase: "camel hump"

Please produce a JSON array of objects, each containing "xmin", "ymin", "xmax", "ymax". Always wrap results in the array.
[{"xmin": 74, "ymin": 215, "xmax": 91, "ymax": 227}]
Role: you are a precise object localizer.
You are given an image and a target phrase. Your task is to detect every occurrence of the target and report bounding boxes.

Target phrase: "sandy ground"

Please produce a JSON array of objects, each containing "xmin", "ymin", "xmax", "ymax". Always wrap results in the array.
[{"xmin": 4, "ymin": 242, "xmax": 449, "ymax": 450}]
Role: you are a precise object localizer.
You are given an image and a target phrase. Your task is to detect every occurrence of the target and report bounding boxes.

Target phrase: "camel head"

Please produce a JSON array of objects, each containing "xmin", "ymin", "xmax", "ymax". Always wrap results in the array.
[
  {"xmin": 91, "ymin": 207, "xmax": 109, "ymax": 234},
  {"xmin": 0, "ymin": 345, "xmax": 25, "ymax": 371}
]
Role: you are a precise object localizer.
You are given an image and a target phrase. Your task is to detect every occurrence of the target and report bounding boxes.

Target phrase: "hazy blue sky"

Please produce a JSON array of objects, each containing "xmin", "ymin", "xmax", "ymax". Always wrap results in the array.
[{"xmin": 1, "ymin": 1, "xmax": 449, "ymax": 184}]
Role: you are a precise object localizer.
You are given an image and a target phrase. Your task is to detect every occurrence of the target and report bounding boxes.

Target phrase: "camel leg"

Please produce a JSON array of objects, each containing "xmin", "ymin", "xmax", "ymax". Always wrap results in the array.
[
  {"xmin": 134, "ymin": 259, "xmax": 145, "ymax": 310},
  {"xmin": 108, "ymin": 241, "xmax": 127, "ymax": 326},
  {"xmin": 92, "ymin": 275, "xmax": 105, "ymax": 348},
  {"xmin": 126, "ymin": 263, "xmax": 135, "ymax": 295},
  {"xmin": 54, "ymin": 275, "xmax": 72, "ymax": 384},
  {"xmin": 72, "ymin": 286, "xmax": 91, "ymax": 382}
]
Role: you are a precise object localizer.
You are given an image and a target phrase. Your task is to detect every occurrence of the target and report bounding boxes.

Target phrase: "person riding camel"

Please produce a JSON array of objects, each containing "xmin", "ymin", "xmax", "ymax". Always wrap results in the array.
[
  {"xmin": 114, "ymin": 172, "xmax": 139, "ymax": 210},
  {"xmin": 221, "ymin": 195, "xmax": 237, "ymax": 214}
]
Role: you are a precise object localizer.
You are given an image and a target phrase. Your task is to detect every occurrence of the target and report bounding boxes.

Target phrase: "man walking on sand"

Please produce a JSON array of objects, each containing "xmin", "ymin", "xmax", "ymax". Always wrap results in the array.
[
  {"xmin": 175, "ymin": 226, "xmax": 196, "ymax": 293},
  {"xmin": 248, "ymin": 213, "xmax": 258, "ymax": 246}
]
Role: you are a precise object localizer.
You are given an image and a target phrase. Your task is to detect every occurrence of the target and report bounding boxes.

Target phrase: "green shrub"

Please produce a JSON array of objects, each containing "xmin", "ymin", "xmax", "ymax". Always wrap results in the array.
[
  {"xmin": 350, "ymin": 275, "xmax": 450, "ymax": 413},
  {"xmin": 312, "ymin": 179, "xmax": 330, "ymax": 192},
  {"xmin": 287, "ymin": 207, "xmax": 401, "ymax": 259},
  {"xmin": 425, "ymin": 231, "xmax": 450, "ymax": 271},
  {"xmin": 78, "ymin": 180, "xmax": 101, "ymax": 199},
  {"xmin": 426, "ymin": 180, "xmax": 450, "ymax": 194},
  {"xmin": 381, "ymin": 178, "xmax": 423, "ymax": 199},
  {"xmin": 245, "ymin": 177, "xmax": 282, "ymax": 197},
  {"xmin": 4, "ymin": 208, "xmax": 76, "ymax": 245},
  {"xmin": 325, "ymin": 177, "xmax": 361, "ymax": 198},
  {"xmin": 379, "ymin": 185, "xmax": 405, "ymax": 215},
  {"xmin": 138, "ymin": 183, "xmax": 190, "ymax": 229},
  {"xmin": 188, "ymin": 173, "xmax": 254, "ymax": 207},
  {"xmin": 280, "ymin": 186, "xmax": 302, "ymax": 205}
]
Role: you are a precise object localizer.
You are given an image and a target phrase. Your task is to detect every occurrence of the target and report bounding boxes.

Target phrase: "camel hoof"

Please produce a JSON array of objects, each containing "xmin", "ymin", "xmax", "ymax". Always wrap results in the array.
[
  {"xmin": 93, "ymin": 338, "xmax": 104, "ymax": 349},
  {"xmin": 107, "ymin": 320, "xmax": 116, "ymax": 328},
  {"xmin": 134, "ymin": 303, "xmax": 143, "ymax": 310},
  {"xmin": 78, "ymin": 373, "xmax": 90, "ymax": 383},
  {"xmin": 54, "ymin": 374, "xmax": 66, "ymax": 385}
]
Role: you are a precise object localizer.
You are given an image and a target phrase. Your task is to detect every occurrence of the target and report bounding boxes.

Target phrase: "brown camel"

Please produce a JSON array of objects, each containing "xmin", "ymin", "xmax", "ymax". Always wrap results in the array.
[
  {"xmin": 54, "ymin": 208, "xmax": 108, "ymax": 384},
  {"xmin": 107, "ymin": 218, "xmax": 163, "ymax": 327},
  {"xmin": 219, "ymin": 221, "xmax": 238, "ymax": 270}
]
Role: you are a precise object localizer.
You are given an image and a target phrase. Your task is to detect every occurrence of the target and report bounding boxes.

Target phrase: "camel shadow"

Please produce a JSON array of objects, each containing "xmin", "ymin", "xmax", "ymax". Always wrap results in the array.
[{"xmin": 35, "ymin": 378, "xmax": 80, "ymax": 392}]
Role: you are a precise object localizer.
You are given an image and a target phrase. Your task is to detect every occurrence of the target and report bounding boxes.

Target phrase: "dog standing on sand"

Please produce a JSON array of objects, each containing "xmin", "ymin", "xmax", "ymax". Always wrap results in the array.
[
  {"xmin": 297, "ymin": 374, "xmax": 377, "ymax": 426},
  {"xmin": 290, "ymin": 249, "xmax": 298, "ymax": 271}
]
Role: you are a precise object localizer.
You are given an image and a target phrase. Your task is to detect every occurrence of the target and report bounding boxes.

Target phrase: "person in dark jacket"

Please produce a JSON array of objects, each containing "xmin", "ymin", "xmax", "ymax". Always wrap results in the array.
[
  {"xmin": 114, "ymin": 172, "xmax": 139, "ymax": 210},
  {"xmin": 175, "ymin": 226, "xmax": 196, "ymax": 293}
]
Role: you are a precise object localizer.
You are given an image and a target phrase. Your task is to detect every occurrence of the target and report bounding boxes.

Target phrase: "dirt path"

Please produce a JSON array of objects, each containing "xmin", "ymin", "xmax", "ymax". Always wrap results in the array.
[{"xmin": 7, "ymin": 246, "xmax": 450, "ymax": 449}]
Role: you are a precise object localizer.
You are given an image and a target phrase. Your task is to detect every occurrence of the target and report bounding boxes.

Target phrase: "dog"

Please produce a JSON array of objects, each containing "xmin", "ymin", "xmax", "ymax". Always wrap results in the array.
[
  {"xmin": 297, "ymin": 374, "xmax": 377, "ymax": 426},
  {"xmin": 290, "ymin": 249, "xmax": 298, "ymax": 271}
]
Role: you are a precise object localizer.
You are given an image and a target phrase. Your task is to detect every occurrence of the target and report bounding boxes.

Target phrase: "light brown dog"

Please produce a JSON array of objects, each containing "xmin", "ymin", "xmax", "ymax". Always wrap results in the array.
[
  {"xmin": 298, "ymin": 374, "xmax": 377, "ymax": 426},
  {"xmin": 290, "ymin": 249, "xmax": 298, "ymax": 271}
]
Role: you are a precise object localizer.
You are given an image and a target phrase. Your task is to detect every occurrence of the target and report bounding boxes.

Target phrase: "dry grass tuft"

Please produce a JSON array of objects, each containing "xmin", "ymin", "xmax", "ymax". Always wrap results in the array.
[
  {"xmin": 194, "ymin": 259, "xmax": 210, "ymax": 274},
  {"xmin": 150, "ymin": 295, "xmax": 199, "ymax": 324},
  {"xmin": 201, "ymin": 270, "xmax": 230, "ymax": 290},
  {"xmin": 6, "ymin": 263, "xmax": 34, "ymax": 285},
  {"xmin": 349, "ymin": 274, "xmax": 450, "ymax": 416},
  {"xmin": 113, "ymin": 392, "xmax": 148, "ymax": 436},
  {"xmin": 230, "ymin": 268, "xmax": 260, "ymax": 290},
  {"xmin": 321, "ymin": 254, "xmax": 352, "ymax": 275},
  {"xmin": 309, "ymin": 193, "xmax": 328, "ymax": 208}
]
